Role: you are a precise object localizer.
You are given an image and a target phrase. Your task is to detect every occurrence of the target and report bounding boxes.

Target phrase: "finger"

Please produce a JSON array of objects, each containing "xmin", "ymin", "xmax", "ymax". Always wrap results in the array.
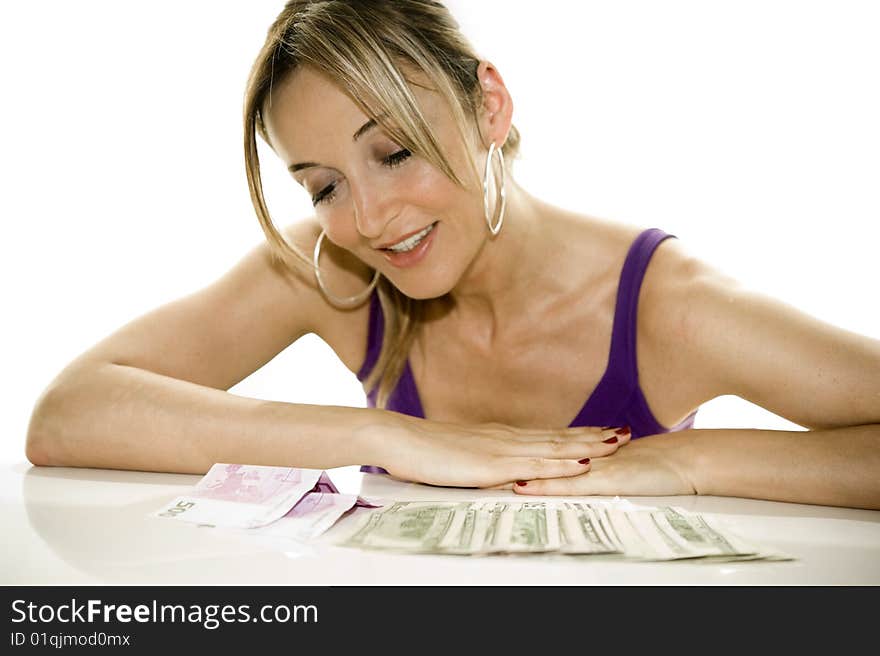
[
  {"xmin": 498, "ymin": 438, "xmax": 622, "ymax": 459},
  {"xmin": 607, "ymin": 426, "xmax": 632, "ymax": 447},
  {"xmin": 484, "ymin": 482, "xmax": 514, "ymax": 491},
  {"xmin": 512, "ymin": 473, "xmax": 592, "ymax": 496},
  {"xmin": 502, "ymin": 426, "xmax": 631, "ymax": 443},
  {"xmin": 587, "ymin": 426, "xmax": 632, "ymax": 451},
  {"xmin": 503, "ymin": 456, "xmax": 592, "ymax": 481}
]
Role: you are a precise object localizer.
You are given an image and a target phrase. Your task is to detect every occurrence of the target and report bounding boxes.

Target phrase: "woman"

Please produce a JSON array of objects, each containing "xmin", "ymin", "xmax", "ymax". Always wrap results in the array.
[{"xmin": 25, "ymin": 0, "xmax": 880, "ymax": 509}]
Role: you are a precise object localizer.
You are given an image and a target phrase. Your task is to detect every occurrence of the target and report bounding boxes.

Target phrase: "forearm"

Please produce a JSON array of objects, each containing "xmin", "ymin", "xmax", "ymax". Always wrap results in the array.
[
  {"xmin": 25, "ymin": 362, "xmax": 405, "ymax": 474},
  {"xmin": 668, "ymin": 424, "xmax": 880, "ymax": 510}
]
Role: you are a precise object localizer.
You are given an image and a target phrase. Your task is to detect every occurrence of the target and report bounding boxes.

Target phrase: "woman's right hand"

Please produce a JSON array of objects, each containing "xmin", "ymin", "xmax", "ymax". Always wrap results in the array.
[{"xmin": 370, "ymin": 415, "xmax": 631, "ymax": 489}]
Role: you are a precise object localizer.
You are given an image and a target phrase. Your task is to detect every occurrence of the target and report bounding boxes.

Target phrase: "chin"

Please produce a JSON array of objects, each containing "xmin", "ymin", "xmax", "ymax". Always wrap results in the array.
[
  {"xmin": 386, "ymin": 268, "xmax": 459, "ymax": 301},
  {"xmin": 392, "ymin": 281, "xmax": 454, "ymax": 301}
]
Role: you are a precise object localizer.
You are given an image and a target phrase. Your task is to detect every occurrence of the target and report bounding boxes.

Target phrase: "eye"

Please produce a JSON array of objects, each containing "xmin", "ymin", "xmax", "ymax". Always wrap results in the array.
[
  {"xmin": 312, "ymin": 182, "xmax": 337, "ymax": 206},
  {"xmin": 382, "ymin": 148, "xmax": 411, "ymax": 168},
  {"xmin": 311, "ymin": 149, "xmax": 410, "ymax": 206}
]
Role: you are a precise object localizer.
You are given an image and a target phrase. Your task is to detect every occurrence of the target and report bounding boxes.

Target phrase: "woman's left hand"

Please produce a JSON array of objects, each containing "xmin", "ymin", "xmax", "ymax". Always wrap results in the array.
[{"xmin": 501, "ymin": 433, "xmax": 697, "ymax": 497}]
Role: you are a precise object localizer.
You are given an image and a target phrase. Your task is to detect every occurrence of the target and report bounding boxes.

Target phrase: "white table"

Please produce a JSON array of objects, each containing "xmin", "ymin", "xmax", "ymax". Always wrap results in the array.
[{"xmin": 4, "ymin": 461, "xmax": 879, "ymax": 585}]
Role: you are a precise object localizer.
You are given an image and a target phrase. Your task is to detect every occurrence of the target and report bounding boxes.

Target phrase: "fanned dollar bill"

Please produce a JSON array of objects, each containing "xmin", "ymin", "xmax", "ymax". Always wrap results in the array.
[
  {"xmin": 482, "ymin": 501, "xmax": 562, "ymax": 554},
  {"xmin": 558, "ymin": 503, "xmax": 621, "ymax": 554},
  {"xmin": 342, "ymin": 501, "xmax": 473, "ymax": 553},
  {"xmin": 335, "ymin": 500, "xmax": 792, "ymax": 562}
]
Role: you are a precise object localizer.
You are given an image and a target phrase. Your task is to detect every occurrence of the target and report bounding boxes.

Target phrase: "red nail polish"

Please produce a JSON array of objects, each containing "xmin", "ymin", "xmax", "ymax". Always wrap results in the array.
[
  {"xmin": 602, "ymin": 436, "xmax": 618, "ymax": 444},
  {"xmin": 615, "ymin": 426, "xmax": 631, "ymax": 435},
  {"xmin": 515, "ymin": 480, "xmax": 527, "ymax": 486},
  {"xmin": 578, "ymin": 458, "xmax": 591, "ymax": 464}
]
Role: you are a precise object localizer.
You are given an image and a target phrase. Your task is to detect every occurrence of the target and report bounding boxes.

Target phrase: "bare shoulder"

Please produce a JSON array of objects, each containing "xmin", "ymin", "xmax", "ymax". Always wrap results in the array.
[
  {"xmin": 638, "ymin": 232, "xmax": 742, "ymax": 332},
  {"xmin": 560, "ymin": 212, "xmax": 717, "ymax": 302},
  {"xmin": 557, "ymin": 212, "xmax": 736, "ymax": 422},
  {"xmin": 636, "ymin": 231, "xmax": 743, "ymax": 406}
]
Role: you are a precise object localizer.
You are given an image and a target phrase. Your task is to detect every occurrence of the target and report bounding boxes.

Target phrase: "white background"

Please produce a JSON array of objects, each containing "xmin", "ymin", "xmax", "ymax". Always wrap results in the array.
[{"xmin": 2, "ymin": 1, "xmax": 878, "ymax": 465}]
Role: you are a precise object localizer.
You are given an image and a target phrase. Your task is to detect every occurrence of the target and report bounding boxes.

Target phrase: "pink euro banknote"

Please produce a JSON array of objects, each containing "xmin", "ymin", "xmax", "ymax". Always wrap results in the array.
[{"xmin": 154, "ymin": 464, "xmax": 381, "ymax": 529}]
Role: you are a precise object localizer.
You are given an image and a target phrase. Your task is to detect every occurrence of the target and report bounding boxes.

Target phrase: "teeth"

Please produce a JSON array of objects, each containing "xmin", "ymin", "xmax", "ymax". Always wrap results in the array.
[{"xmin": 388, "ymin": 223, "xmax": 434, "ymax": 252}]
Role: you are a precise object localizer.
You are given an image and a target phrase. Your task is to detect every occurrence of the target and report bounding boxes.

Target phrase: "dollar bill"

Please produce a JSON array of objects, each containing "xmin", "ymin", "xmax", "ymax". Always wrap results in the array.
[
  {"xmin": 557, "ymin": 503, "xmax": 621, "ymax": 554},
  {"xmin": 435, "ymin": 501, "xmax": 495, "ymax": 554},
  {"xmin": 335, "ymin": 500, "xmax": 791, "ymax": 562},
  {"xmin": 341, "ymin": 501, "xmax": 472, "ymax": 552},
  {"xmin": 481, "ymin": 501, "xmax": 561, "ymax": 554},
  {"xmin": 650, "ymin": 508, "xmax": 791, "ymax": 562}
]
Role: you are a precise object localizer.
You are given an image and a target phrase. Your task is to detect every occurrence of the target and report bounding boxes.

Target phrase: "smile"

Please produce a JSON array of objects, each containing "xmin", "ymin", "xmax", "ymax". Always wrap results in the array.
[
  {"xmin": 385, "ymin": 222, "xmax": 437, "ymax": 253},
  {"xmin": 380, "ymin": 221, "xmax": 439, "ymax": 269}
]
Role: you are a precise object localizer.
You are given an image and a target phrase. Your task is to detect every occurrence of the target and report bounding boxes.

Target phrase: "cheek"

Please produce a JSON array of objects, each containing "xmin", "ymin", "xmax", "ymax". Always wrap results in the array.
[
  {"xmin": 406, "ymin": 161, "xmax": 472, "ymax": 216},
  {"xmin": 322, "ymin": 226, "xmax": 361, "ymax": 257},
  {"xmin": 321, "ymin": 209, "xmax": 359, "ymax": 248}
]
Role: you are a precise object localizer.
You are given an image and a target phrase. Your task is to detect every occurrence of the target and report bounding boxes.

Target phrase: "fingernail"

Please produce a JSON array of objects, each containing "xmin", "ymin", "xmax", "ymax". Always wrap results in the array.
[
  {"xmin": 578, "ymin": 458, "xmax": 591, "ymax": 464},
  {"xmin": 601, "ymin": 426, "xmax": 615, "ymax": 430},
  {"xmin": 515, "ymin": 480, "xmax": 527, "ymax": 486},
  {"xmin": 615, "ymin": 426, "xmax": 631, "ymax": 435},
  {"xmin": 602, "ymin": 436, "xmax": 618, "ymax": 444}
]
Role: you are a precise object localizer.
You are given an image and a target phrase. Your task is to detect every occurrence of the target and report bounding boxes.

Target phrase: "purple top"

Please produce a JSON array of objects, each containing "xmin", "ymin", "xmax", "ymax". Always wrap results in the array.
[{"xmin": 356, "ymin": 228, "xmax": 698, "ymax": 473}]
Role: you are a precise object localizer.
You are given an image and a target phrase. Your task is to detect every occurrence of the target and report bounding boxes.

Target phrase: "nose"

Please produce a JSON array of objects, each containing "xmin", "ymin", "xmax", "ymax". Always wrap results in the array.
[{"xmin": 350, "ymin": 177, "xmax": 398, "ymax": 241}]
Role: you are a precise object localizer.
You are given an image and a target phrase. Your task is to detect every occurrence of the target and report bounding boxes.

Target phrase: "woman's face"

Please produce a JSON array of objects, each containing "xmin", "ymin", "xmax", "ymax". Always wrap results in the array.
[{"xmin": 263, "ymin": 65, "xmax": 491, "ymax": 300}]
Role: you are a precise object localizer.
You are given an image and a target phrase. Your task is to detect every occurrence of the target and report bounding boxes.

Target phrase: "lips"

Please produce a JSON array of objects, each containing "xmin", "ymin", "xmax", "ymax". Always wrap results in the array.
[
  {"xmin": 380, "ymin": 221, "xmax": 438, "ymax": 269},
  {"xmin": 375, "ymin": 222, "xmax": 437, "ymax": 251}
]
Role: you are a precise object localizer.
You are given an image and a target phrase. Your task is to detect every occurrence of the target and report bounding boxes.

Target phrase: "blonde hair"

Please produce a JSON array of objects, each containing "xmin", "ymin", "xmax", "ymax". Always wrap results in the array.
[{"xmin": 243, "ymin": 0, "xmax": 521, "ymax": 408}]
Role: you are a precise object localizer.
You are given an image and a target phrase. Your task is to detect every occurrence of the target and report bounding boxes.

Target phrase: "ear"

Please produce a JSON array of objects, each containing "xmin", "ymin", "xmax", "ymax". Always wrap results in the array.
[{"xmin": 475, "ymin": 60, "xmax": 514, "ymax": 150}]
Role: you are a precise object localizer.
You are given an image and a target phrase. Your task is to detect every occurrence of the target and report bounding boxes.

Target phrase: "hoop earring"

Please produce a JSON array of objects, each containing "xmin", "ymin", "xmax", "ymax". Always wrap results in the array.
[
  {"xmin": 313, "ymin": 230, "xmax": 379, "ymax": 309},
  {"xmin": 482, "ymin": 141, "xmax": 507, "ymax": 236}
]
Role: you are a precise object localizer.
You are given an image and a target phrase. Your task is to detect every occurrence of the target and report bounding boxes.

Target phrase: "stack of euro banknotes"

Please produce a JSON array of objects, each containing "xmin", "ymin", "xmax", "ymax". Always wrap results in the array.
[
  {"xmin": 153, "ymin": 464, "xmax": 790, "ymax": 562},
  {"xmin": 152, "ymin": 463, "xmax": 380, "ymax": 543}
]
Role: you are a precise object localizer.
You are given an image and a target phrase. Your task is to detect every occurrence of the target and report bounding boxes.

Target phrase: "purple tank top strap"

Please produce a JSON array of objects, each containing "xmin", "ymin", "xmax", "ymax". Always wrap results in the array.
[
  {"xmin": 358, "ymin": 292, "xmax": 388, "ymax": 473},
  {"xmin": 356, "ymin": 291, "xmax": 384, "ymax": 382},
  {"xmin": 608, "ymin": 228, "xmax": 677, "ymax": 395}
]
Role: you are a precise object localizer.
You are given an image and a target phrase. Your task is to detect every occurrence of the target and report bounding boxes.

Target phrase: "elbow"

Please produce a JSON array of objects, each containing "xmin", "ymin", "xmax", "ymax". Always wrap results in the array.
[
  {"xmin": 25, "ymin": 431, "xmax": 52, "ymax": 467},
  {"xmin": 24, "ymin": 377, "xmax": 73, "ymax": 467}
]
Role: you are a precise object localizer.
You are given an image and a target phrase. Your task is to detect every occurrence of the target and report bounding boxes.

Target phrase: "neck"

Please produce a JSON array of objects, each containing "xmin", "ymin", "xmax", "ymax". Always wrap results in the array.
[{"xmin": 445, "ymin": 180, "xmax": 568, "ymax": 343}]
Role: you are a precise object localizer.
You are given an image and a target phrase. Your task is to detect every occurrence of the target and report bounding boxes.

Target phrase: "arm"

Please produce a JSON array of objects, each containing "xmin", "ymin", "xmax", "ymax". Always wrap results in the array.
[
  {"xmin": 26, "ymin": 360, "xmax": 402, "ymax": 474},
  {"xmin": 26, "ymin": 220, "xmax": 615, "ymax": 483},
  {"xmin": 680, "ymin": 257, "xmax": 880, "ymax": 508},
  {"xmin": 25, "ymin": 219, "xmax": 385, "ymax": 474},
  {"xmin": 685, "ymin": 423, "xmax": 880, "ymax": 509},
  {"xmin": 514, "ymin": 248, "xmax": 880, "ymax": 509}
]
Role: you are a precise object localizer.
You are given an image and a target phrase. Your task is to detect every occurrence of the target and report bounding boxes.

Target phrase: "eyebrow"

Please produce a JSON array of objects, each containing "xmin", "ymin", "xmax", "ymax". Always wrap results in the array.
[{"xmin": 287, "ymin": 116, "xmax": 382, "ymax": 174}]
